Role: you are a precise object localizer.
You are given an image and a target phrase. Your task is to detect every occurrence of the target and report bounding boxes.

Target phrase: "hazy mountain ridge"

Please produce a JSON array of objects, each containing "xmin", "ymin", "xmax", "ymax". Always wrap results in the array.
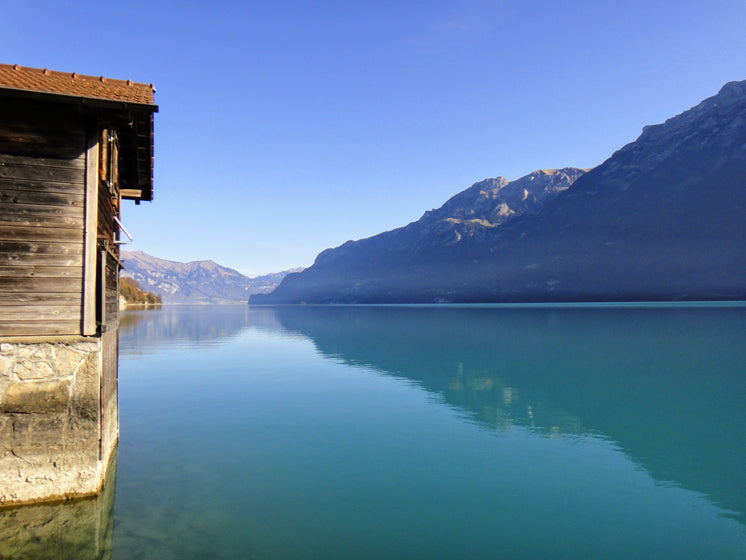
[
  {"xmin": 252, "ymin": 80, "xmax": 746, "ymax": 304},
  {"xmin": 122, "ymin": 251, "xmax": 301, "ymax": 304}
]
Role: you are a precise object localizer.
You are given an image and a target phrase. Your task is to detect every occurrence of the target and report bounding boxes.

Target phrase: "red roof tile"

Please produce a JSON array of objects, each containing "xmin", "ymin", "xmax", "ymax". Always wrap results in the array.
[{"xmin": 0, "ymin": 63, "xmax": 156, "ymax": 106}]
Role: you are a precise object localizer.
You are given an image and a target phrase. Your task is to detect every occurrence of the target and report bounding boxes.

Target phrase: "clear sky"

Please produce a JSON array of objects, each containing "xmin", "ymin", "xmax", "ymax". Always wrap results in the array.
[{"xmin": 3, "ymin": 1, "xmax": 745, "ymax": 277}]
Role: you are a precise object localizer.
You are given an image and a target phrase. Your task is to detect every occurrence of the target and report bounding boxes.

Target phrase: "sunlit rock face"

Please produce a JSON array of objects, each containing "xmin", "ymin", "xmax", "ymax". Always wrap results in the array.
[{"xmin": 253, "ymin": 80, "xmax": 746, "ymax": 304}]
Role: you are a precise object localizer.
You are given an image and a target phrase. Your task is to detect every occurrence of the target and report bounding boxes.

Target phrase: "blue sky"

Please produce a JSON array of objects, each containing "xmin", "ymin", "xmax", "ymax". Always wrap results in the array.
[{"xmin": 3, "ymin": 1, "xmax": 745, "ymax": 276}]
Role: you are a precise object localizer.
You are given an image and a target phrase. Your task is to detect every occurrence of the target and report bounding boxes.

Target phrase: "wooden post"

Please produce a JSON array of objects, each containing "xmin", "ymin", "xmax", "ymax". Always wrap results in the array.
[{"xmin": 82, "ymin": 126, "xmax": 99, "ymax": 336}]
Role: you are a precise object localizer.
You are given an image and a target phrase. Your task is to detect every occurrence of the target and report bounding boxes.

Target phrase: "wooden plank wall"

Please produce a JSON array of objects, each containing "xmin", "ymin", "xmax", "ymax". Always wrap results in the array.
[{"xmin": 0, "ymin": 99, "xmax": 87, "ymax": 336}]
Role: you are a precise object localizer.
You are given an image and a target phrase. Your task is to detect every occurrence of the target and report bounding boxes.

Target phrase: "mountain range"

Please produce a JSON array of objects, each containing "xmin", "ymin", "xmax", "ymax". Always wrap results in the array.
[
  {"xmin": 122, "ymin": 251, "xmax": 301, "ymax": 304},
  {"xmin": 251, "ymin": 80, "xmax": 746, "ymax": 304}
]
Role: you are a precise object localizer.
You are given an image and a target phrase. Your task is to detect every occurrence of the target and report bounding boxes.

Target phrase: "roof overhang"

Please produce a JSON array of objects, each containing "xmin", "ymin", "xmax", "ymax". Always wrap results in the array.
[{"xmin": 0, "ymin": 64, "xmax": 157, "ymax": 202}]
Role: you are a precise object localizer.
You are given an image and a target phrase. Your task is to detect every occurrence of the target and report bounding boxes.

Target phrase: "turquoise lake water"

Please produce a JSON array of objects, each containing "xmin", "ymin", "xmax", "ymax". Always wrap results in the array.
[{"xmin": 3, "ymin": 303, "xmax": 746, "ymax": 559}]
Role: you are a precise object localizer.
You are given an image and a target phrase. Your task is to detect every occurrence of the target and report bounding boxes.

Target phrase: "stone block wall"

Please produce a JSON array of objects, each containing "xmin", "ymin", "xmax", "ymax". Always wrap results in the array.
[
  {"xmin": 0, "ymin": 453, "xmax": 116, "ymax": 559},
  {"xmin": 0, "ymin": 337, "xmax": 117, "ymax": 506}
]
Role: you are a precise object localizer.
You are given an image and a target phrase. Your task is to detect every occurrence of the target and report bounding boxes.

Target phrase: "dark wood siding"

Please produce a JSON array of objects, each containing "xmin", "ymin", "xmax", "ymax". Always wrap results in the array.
[
  {"xmin": 100, "ymin": 328, "xmax": 119, "ymax": 461},
  {"xmin": 98, "ymin": 248, "xmax": 120, "ymax": 330},
  {"xmin": 0, "ymin": 99, "xmax": 87, "ymax": 336},
  {"xmin": 97, "ymin": 129, "xmax": 120, "ymax": 250}
]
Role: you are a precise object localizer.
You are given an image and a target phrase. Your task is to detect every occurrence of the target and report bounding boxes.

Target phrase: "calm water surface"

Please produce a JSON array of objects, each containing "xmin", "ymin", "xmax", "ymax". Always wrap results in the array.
[{"xmin": 4, "ymin": 304, "xmax": 746, "ymax": 559}]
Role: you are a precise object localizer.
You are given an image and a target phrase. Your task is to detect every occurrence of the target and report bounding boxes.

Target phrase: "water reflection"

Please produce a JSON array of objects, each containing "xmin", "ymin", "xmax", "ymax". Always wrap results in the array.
[
  {"xmin": 7, "ymin": 304, "xmax": 745, "ymax": 558},
  {"xmin": 267, "ymin": 304, "xmax": 746, "ymax": 522},
  {"xmin": 120, "ymin": 305, "xmax": 281, "ymax": 356},
  {"xmin": 0, "ymin": 455, "xmax": 116, "ymax": 560}
]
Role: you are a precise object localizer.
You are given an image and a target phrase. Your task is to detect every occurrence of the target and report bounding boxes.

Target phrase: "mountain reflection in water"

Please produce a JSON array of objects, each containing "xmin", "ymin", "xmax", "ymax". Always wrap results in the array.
[
  {"xmin": 265, "ymin": 304, "xmax": 746, "ymax": 522},
  {"xmin": 120, "ymin": 305, "xmax": 282, "ymax": 355},
  {"xmin": 120, "ymin": 303, "xmax": 746, "ymax": 525}
]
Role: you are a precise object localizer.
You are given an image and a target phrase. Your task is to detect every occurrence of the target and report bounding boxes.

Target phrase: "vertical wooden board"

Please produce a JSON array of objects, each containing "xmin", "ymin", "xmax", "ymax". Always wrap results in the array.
[
  {"xmin": 82, "ymin": 127, "xmax": 99, "ymax": 336},
  {"xmin": 101, "ymin": 250, "xmax": 120, "ymax": 328},
  {"xmin": 100, "ymin": 329, "xmax": 119, "ymax": 463}
]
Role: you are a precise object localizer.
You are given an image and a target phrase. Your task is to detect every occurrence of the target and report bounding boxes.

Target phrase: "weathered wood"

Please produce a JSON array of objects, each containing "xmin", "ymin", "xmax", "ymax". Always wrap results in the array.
[
  {"xmin": 0, "ymin": 321, "xmax": 81, "ymax": 337},
  {"xmin": 0, "ymin": 306, "xmax": 81, "ymax": 322},
  {"xmin": 100, "ymin": 329, "xmax": 119, "ymax": 463},
  {"xmin": 120, "ymin": 188, "xmax": 143, "ymax": 199},
  {"xmin": 0, "ymin": 115, "xmax": 81, "ymax": 132},
  {"xmin": 81, "ymin": 127, "xmax": 100, "ymax": 336},
  {"xmin": 0, "ymin": 241, "xmax": 83, "ymax": 264},
  {"xmin": 0, "ymin": 240, "xmax": 83, "ymax": 253},
  {"xmin": 0, "ymin": 185, "xmax": 84, "ymax": 208},
  {"xmin": 0, "ymin": 276, "xmax": 83, "ymax": 293},
  {"xmin": 0, "ymin": 200, "xmax": 83, "ymax": 219},
  {"xmin": 104, "ymin": 265, "xmax": 118, "ymax": 286},
  {"xmin": 0, "ymin": 161, "xmax": 83, "ymax": 183},
  {"xmin": 104, "ymin": 302, "xmax": 118, "ymax": 321},
  {"xmin": 0, "ymin": 152, "xmax": 85, "ymax": 170},
  {"xmin": 0, "ymin": 99, "xmax": 86, "ymax": 160},
  {"xmin": 0, "ymin": 207, "xmax": 83, "ymax": 228},
  {"xmin": 0, "ymin": 292, "xmax": 82, "ymax": 305},
  {"xmin": 97, "ymin": 188, "xmax": 119, "ymax": 246},
  {"xmin": 0, "ymin": 124, "xmax": 83, "ymax": 140},
  {"xmin": 0, "ymin": 178, "xmax": 86, "ymax": 196},
  {"xmin": 99, "ymin": 247, "xmax": 120, "ymax": 328},
  {"xmin": 0, "ymin": 97, "xmax": 134, "ymax": 339},
  {"xmin": 0, "ymin": 226, "xmax": 82, "ymax": 242},
  {"xmin": 0, "ymin": 124, "xmax": 85, "ymax": 153},
  {"xmin": 0, "ymin": 139, "xmax": 85, "ymax": 159},
  {"xmin": 0, "ymin": 254, "xmax": 83, "ymax": 267},
  {"xmin": 0, "ymin": 265, "xmax": 83, "ymax": 278}
]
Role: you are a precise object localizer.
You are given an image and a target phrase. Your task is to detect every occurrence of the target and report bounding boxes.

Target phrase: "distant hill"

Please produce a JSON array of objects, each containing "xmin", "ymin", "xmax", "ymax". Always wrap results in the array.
[
  {"xmin": 252, "ymin": 80, "xmax": 746, "ymax": 304},
  {"xmin": 122, "ymin": 251, "xmax": 302, "ymax": 304},
  {"xmin": 120, "ymin": 276, "xmax": 162, "ymax": 306}
]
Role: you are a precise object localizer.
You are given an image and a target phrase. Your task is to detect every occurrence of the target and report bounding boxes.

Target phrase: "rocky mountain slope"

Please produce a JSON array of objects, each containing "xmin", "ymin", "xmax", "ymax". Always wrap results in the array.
[
  {"xmin": 122, "ymin": 251, "xmax": 301, "ymax": 304},
  {"xmin": 252, "ymin": 80, "xmax": 746, "ymax": 304}
]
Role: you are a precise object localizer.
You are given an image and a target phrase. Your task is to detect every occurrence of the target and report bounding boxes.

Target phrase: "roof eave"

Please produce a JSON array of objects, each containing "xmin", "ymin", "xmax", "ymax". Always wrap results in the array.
[{"xmin": 0, "ymin": 85, "xmax": 158, "ymax": 113}]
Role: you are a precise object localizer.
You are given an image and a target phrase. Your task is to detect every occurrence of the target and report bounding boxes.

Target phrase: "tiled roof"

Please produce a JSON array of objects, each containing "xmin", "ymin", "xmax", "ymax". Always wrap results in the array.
[{"xmin": 0, "ymin": 63, "xmax": 156, "ymax": 106}]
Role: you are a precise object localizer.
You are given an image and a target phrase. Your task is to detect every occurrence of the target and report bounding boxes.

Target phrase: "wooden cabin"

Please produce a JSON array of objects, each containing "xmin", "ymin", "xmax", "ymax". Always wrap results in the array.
[{"xmin": 0, "ymin": 63, "xmax": 157, "ymax": 506}]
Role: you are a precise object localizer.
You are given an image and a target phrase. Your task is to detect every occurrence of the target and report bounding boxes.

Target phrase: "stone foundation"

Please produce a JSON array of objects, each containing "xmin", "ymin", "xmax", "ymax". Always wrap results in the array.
[
  {"xmin": 0, "ymin": 336, "xmax": 118, "ymax": 506},
  {"xmin": 0, "ymin": 452, "xmax": 116, "ymax": 559}
]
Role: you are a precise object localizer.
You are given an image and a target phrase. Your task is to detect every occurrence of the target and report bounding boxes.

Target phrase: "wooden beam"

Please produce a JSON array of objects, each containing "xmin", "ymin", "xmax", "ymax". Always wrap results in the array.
[
  {"xmin": 120, "ymin": 188, "xmax": 143, "ymax": 199},
  {"xmin": 82, "ymin": 125, "xmax": 99, "ymax": 335}
]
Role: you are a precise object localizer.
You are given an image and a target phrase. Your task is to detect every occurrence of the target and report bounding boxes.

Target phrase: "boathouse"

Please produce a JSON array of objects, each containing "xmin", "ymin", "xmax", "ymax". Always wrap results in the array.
[{"xmin": 0, "ymin": 63, "xmax": 156, "ymax": 505}]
